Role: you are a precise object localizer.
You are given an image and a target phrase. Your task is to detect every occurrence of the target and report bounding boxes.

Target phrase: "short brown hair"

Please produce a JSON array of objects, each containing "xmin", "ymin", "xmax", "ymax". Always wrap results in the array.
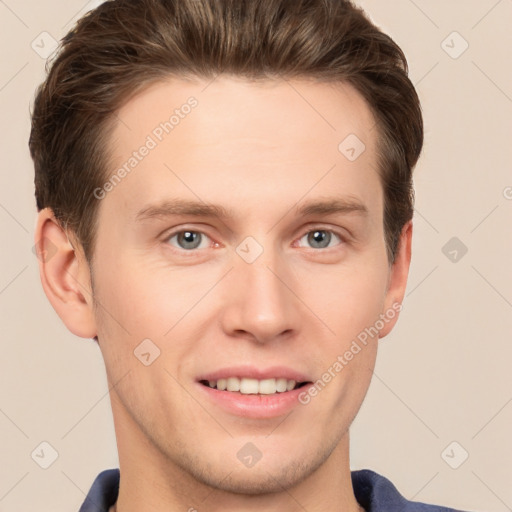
[{"xmin": 30, "ymin": 0, "xmax": 423, "ymax": 265}]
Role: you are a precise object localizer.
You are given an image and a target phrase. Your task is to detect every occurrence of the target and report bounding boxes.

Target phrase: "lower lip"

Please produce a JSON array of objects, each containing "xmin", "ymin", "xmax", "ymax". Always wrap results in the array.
[{"xmin": 196, "ymin": 382, "xmax": 311, "ymax": 419}]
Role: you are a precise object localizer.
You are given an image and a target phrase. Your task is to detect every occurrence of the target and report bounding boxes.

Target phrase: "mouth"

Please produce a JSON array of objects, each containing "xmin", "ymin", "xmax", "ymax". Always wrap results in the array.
[
  {"xmin": 198, "ymin": 377, "xmax": 311, "ymax": 395},
  {"xmin": 196, "ymin": 368, "xmax": 313, "ymax": 418}
]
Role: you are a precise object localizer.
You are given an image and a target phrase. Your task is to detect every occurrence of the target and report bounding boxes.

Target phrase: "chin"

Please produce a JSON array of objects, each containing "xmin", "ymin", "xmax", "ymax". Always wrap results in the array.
[
  {"xmin": 171, "ymin": 439, "xmax": 332, "ymax": 496},
  {"xmin": 194, "ymin": 458, "xmax": 317, "ymax": 495}
]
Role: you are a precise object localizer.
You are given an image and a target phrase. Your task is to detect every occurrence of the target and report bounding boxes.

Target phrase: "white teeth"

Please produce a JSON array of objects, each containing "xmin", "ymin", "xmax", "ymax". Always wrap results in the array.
[
  {"xmin": 206, "ymin": 377, "xmax": 298, "ymax": 394},
  {"xmin": 276, "ymin": 378, "xmax": 288, "ymax": 392},
  {"xmin": 239, "ymin": 378, "xmax": 259, "ymax": 394},
  {"xmin": 226, "ymin": 377, "xmax": 240, "ymax": 392},
  {"xmin": 259, "ymin": 378, "xmax": 276, "ymax": 394}
]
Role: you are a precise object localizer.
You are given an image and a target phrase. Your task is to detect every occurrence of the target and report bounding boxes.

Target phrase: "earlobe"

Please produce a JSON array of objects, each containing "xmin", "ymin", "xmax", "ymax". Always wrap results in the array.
[
  {"xmin": 379, "ymin": 220, "xmax": 413, "ymax": 339},
  {"xmin": 34, "ymin": 208, "xmax": 97, "ymax": 339}
]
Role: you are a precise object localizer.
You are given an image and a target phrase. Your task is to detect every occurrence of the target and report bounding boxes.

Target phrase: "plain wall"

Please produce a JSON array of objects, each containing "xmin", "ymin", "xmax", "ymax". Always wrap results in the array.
[{"xmin": 0, "ymin": 0, "xmax": 511, "ymax": 510}]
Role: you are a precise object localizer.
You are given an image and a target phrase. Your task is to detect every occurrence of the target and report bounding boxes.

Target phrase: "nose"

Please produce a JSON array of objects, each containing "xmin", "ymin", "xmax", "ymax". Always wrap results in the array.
[{"xmin": 219, "ymin": 244, "xmax": 302, "ymax": 345}]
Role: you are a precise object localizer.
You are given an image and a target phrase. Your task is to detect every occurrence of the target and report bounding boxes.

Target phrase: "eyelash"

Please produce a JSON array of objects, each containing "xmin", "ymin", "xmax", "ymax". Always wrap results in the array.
[{"xmin": 163, "ymin": 226, "xmax": 346, "ymax": 254}]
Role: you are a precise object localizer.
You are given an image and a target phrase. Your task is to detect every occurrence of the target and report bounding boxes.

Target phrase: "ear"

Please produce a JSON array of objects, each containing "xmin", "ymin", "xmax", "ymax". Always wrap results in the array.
[
  {"xmin": 34, "ymin": 208, "xmax": 97, "ymax": 339},
  {"xmin": 379, "ymin": 220, "xmax": 412, "ymax": 339}
]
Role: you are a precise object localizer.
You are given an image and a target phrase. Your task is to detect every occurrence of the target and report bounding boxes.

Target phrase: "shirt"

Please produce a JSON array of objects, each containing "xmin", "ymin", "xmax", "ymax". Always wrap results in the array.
[{"xmin": 79, "ymin": 468, "xmax": 469, "ymax": 511}]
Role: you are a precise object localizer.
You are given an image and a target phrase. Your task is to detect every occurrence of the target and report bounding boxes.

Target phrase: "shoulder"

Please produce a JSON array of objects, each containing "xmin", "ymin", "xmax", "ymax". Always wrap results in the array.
[{"xmin": 351, "ymin": 469, "xmax": 471, "ymax": 512}]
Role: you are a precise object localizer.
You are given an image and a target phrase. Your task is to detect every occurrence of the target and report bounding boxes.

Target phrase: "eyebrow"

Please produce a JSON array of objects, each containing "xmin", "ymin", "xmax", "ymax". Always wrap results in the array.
[
  {"xmin": 295, "ymin": 197, "xmax": 368, "ymax": 217},
  {"xmin": 134, "ymin": 197, "xmax": 368, "ymax": 223},
  {"xmin": 135, "ymin": 199, "xmax": 232, "ymax": 222}
]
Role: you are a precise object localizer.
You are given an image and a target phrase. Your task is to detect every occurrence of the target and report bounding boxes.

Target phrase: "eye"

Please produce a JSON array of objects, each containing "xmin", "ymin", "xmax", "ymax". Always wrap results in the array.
[
  {"xmin": 166, "ymin": 230, "xmax": 211, "ymax": 250},
  {"xmin": 297, "ymin": 229, "xmax": 343, "ymax": 249}
]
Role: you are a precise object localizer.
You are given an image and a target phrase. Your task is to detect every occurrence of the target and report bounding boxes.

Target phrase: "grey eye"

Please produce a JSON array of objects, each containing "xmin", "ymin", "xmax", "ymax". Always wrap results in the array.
[
  {"xmin": 307, "ymin": 230, "xmax": 333, "ymax": 249},
  {"xmin": 168, "ymin": 231, "xmax": 205, "ymax": 250},
  {"xmin": 297, "ymin": 229, "xmax": 342, "ymax": 249}
]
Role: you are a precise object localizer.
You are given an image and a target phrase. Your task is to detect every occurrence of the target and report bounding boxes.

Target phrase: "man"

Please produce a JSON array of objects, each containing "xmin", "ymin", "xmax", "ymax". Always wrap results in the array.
[{"xmin": 29, "ymin": 0, "xmax": 470, "ymax": 510}]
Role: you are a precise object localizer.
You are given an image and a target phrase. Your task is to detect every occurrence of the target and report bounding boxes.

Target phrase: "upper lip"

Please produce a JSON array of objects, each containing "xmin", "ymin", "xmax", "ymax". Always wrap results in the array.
[{"xmin": 196, "ymin": 365, "xmax": 311, "ymax": 383}]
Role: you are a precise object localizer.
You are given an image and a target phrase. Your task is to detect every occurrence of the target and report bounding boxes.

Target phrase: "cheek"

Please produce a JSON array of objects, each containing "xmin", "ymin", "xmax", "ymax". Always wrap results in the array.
[
  {"xmin": 300, "ymin": 259, "xmax": 389, "ymax": 340},
  {"xmin": 93, "ymin": 255, "xmax": 180, "ymax": 331},
  {"xmin": 92, "ymin": 256, "xmax": 220, "ymax": 375},
  {"xmin": 91, "ymin": 257, "xmax": 166, "ymax": 377},
  {"xmin": 300, "ymin": 265, "xmax": 384, "ymax": 420}
]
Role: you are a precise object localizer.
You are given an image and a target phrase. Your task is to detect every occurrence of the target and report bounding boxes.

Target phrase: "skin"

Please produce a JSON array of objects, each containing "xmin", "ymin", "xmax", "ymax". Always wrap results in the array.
[{"xmin": 35, "ymin": 76, "xmax": 412, "ymax": 512}]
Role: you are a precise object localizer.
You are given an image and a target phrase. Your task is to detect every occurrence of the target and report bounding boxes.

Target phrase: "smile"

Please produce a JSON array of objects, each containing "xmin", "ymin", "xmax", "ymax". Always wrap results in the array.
[{"xmin": 199, "ymin": 377, "xmax": 309, "ymax": 394}]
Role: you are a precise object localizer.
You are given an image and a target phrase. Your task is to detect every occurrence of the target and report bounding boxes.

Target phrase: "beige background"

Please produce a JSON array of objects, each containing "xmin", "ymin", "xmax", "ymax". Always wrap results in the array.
[{"xmin": 0, "ymin": 0, "xmax": 511, "ymax": 510}]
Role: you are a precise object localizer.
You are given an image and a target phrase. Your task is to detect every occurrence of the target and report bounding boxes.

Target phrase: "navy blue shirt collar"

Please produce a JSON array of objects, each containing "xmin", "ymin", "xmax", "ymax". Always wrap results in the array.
[{"xmin": 79, "ymin": 468, "xmax": 468, "ymax": 512}]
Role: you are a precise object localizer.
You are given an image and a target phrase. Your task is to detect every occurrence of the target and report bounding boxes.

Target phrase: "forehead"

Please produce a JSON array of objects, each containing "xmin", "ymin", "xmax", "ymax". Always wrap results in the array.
[
  {"xmin": 114, "ymin": 76, "xmax": 376, "ymax": 150},
  {"xmin": 100, "ymin": 76, "xmax": 381, "ymax": 225}
]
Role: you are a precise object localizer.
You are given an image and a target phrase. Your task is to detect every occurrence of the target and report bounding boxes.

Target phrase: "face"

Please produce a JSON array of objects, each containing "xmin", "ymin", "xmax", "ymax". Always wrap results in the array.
[{"xmin": 89, "ymin": 76, "xmax": 407, "ymax": 493}]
